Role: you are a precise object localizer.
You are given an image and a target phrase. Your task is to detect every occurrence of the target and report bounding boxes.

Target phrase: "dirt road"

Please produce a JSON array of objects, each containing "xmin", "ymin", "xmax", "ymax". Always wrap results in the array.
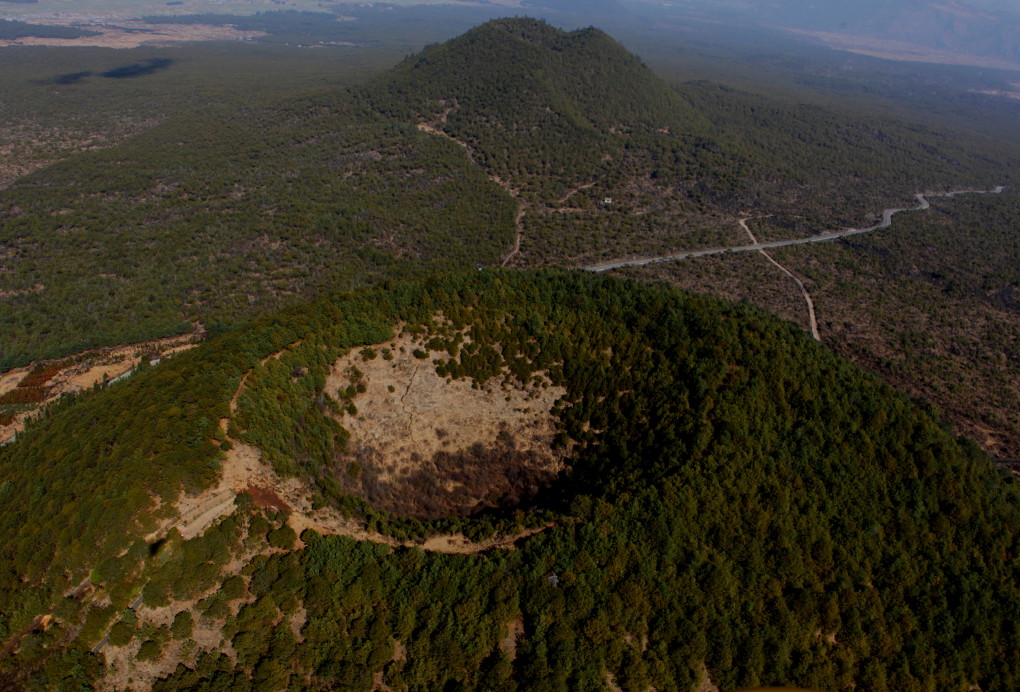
[{"xmin": 738, "ymin": 216, "xmax": 821, "ymax": 341}]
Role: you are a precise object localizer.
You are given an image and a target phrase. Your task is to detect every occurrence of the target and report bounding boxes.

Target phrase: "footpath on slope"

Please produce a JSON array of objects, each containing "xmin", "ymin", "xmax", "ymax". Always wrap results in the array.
[{"xmin": 415, "ymin": 122, "xmax": 525, "ymax": 266}]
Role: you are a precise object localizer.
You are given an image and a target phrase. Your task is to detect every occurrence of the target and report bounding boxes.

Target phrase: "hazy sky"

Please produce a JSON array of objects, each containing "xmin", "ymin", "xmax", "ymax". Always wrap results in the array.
[{"xmin": 633, "ymin": 0, "xmax": 1020, "ymax": 17}]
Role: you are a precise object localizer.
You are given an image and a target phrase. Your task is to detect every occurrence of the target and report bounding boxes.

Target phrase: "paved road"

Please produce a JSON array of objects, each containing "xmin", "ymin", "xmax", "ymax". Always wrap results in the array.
[{"xmin": 585, "ymin": 187, "xmax": 1005, "ymax": 273}]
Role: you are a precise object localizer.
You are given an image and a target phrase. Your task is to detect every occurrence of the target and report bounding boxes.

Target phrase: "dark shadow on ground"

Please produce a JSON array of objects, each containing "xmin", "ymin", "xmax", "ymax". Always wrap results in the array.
[{"xmin": 102, "ymin": 58, "xmax": 174, "ymax": 79}]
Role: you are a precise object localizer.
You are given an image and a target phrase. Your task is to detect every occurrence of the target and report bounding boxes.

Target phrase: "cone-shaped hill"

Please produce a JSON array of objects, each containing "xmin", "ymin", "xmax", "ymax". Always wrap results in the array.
[
  {"xmin": 361, "ymin": 18, "xmax": 1015, "ymax": 262},
  {"xmin": 370, "ymin": 18, "xmax": 706, "ymax": 135},
  {"xmin": 0, "ymin": 18, "xmax": 1014, "ymax": 369},
  {"xmin": 364, "ymin": 18, "xmax": 718, "ymax": 200},
  {"xmin": 1, "ymin": 270, "xmax": 1018, "ymax": 690}
]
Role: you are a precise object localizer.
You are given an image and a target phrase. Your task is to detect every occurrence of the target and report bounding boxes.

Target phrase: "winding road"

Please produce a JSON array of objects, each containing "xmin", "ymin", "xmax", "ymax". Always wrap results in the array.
[{"xmin": 585, "ymin": 187, "xmax": 1005, "ymax": 273}]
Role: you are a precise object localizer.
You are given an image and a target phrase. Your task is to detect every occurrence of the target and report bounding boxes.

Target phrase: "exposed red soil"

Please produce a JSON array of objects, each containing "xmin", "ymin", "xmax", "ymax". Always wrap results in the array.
[{"xmin": 243, "ymin": 484, "xmax": 291, "ymax": 513}]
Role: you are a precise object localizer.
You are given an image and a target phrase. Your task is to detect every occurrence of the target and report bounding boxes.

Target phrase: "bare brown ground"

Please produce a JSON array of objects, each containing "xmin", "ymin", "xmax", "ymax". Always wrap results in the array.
[
  {"xmin": 326, "ymin": 332, "xmax": 568, "ymax": 519},
  {"xmin": 97, "ymin": 543, "xmax": 270, "ymax": 691},
  {"xmin": 243, "ymin": 484, "xmax": 290, "ymax": 512},
  {"xmin": 0, "ymin": 332, "xmax": 199, "ymax": 444},
  {"xmin": 167, "ymin": 334, "xmax": 561, "ymax": 553},
  {"xmin": 0, "ymin": 19, "xmax": 265, "ymax": 49},
  {"xmin": 499, "ymin": 616, "xmax": 524, "ymax": 662},
  {"xmin": 99, "ymin": 639, "xmax": 186, "ymax": 692},
  {"xmin": 696, "ymin": 663, "xmax": 720, "ymax": 692}
]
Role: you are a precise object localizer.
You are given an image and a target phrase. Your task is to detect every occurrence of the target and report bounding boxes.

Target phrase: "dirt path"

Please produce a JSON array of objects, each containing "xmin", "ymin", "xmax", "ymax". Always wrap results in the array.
[
  {"xmin": 586, "ymin": 187, "xmax": 1006, "ymax": 272},
  {"xmin": 501, "ymin": 204, "xmax": 526, "ymax": 266},
  {"xmin": 739, "ymin": 216, "xmax": 821, "ymax": 341},
  {"xmin": 415, "ymin": 122, "xmax": 526, "ymax": 267},
  {"xmin": 555, "ymin": 181, "xmax": 597, "ymax": 205},
  {"xmin": 173, "ymin": 339, "xmax": 309, "ymax": 541},
  {"xmin": 182, "ymin": 337, "xmax": 556, "ymax": 554}
]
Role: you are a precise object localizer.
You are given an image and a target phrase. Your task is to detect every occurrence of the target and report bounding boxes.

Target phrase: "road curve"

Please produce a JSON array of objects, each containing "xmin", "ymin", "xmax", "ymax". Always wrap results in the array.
[
  {"xmin": 585, "ymin": 187, "xmax": 1005, "ymax": 273},
  {"xmin": 739, "ymin": 217, "xmax": 822, "ymax": 341}
]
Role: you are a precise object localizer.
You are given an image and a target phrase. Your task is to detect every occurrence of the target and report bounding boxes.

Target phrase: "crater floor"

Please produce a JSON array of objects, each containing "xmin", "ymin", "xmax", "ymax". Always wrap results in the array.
[{"xmin": 325, "ymin": 331, "xmax": 568, "ymax": 519}]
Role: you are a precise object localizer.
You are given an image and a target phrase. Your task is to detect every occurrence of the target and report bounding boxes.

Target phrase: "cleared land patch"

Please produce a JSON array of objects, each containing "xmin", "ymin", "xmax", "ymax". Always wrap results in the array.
[
  {"xmin": 326, "ymin": 331, "xmax": 568, "ymax": 519},
  {"xmin": 0, "ymin": 17, "xmax": 264, "ymax": 49},
  {"xmin": 0, "ymin": 332, "xmax": 198, "ymax": 444}
]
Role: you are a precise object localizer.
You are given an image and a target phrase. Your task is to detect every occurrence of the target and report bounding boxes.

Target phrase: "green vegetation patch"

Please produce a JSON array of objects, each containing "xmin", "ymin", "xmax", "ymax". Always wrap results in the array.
[
  {"xmin": 2, "ymin": 17, "xmax": 1016, "ymax": 370},
  {"xmin": 0, "ymin": 20, "xmax": 100, "ymax": 40},
  {"xmin": 1, "ymin": 270, "xmax": 1019, "ymax": 689},
  {"xmin": 179, "ymin": 272, "xmax": 1020, "ymax": 690},
  {"xmin": 0, "ymin": 90, "xmax": 516, "ymax": 369}
]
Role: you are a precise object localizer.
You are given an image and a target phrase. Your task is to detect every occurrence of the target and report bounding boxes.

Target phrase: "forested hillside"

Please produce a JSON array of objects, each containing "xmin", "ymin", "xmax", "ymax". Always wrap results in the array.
[
  {"xmin": 365, "ymin": 18, "xmax": 1016, "ymax": 265},
  {"xmin": 2, "ymin": 18, "xmax": 1015, "ymax": 370},
  {"xmin": 2, "ymin": 21, "xmax": 1019, "ymax": 687},
  {"xmin": 0, "ymin": 94, "xmax": 516, "ymax": 369},
  {"xmin": 0, "ymin": 271, "xmax": 1017, "ymax": 690}
]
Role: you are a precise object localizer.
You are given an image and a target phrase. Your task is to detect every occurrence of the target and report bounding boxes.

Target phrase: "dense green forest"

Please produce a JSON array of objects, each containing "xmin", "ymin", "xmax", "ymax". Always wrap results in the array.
[
  {"xmin": 364, "ymin": 19, "xmax": 1017, "ymax": 248},
  {"xmin": 2, "ymin": 18, "xmax": 1020, "ymax": 688},
  {"xmin": 622, "ymin": 188, "xmax": 1020, "ymax": 462},
  {"xmin": 1, "ymin": 271, "xmax": 1018, "ymax": 690},
  {"xmin": 2, "ymin": 18, "xmax": 1017, "ymax": 370},
  {"xmin": 0, "ymin": 91, "xmax": 516, "ymax": 369},
  {"xmin": 0, "ymin": 20, "xmax": 99, "ymax": 40}
]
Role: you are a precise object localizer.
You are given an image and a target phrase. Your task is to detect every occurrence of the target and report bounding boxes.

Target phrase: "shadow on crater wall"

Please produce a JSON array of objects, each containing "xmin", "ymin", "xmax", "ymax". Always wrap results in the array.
[{"xmin": 336, "ymin": 432, "xmax": 565, "ymax": 520}]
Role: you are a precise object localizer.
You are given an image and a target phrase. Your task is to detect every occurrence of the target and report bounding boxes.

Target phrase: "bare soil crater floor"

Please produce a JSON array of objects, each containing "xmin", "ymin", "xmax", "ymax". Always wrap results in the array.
[{"xmin": 326, "ymin": 332, "xmax": 569, "ymax": 519}]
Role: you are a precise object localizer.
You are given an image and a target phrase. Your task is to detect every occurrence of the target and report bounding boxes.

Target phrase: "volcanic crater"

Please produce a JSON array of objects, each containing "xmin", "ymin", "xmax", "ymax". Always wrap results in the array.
[{"xmin": 325, "ymin": 330, "xmax": 569, "ymax": 520}]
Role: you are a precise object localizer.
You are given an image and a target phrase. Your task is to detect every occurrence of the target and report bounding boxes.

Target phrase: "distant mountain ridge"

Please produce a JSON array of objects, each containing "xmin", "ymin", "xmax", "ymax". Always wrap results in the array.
[{"xmin": 643, "ymin": 0, "xmax": 1020, "ymax": 67}]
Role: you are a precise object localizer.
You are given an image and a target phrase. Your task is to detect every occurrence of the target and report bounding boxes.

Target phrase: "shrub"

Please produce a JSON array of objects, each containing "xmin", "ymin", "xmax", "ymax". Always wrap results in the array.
[
  {"xmin": 267, "ymin": 526, "xmax": 297, "ymax": 551},
  {"xmin": 136, "ymin": 640, "xmax": 162, "ymax": 662},
  {"xmin": 222, "ymin": 575, "xmax": 247, "ymax": 601},
  {"xmin": 108, "ymin": 621, "xmax": 135, "ymax": 647},
  {"xmin": 171, "ymin": 610, "xmax": 193, "ymax": 640}
]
